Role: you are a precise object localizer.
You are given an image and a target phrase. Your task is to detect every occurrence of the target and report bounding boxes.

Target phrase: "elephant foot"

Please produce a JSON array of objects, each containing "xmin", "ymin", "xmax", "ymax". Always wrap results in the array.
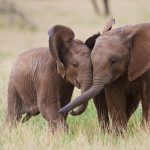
[
  {"xmin": 107, "ymin": 127, "xmax": 126, "ymax": 137},
  {"xmin": 48, "ymin": 120, "xmax": 69, "ymax": 134},
  {"xmin": 100, "ymin": 121, "xmax": 110, "ymax": 133}
]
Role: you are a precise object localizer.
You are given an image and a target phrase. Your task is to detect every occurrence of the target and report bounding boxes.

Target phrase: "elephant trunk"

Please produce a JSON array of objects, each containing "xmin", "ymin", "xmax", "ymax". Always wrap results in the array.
[
  {"xmin": 70, "ymin": 63, "xmax": 93, "ymax": 116},
  {"xmin": 59, "ymin": 75, "xmax": 105, "ymax": 114}
]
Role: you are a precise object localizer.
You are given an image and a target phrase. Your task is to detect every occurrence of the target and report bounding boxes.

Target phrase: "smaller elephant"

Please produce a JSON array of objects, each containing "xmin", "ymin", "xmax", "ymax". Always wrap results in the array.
[
  {"xmin": 6, "ymin": 25, "xmax": 92, "ymax": 131},
  {"xmin": 60, "ymin": 19, "xmax": 150, "ymax": 132}
]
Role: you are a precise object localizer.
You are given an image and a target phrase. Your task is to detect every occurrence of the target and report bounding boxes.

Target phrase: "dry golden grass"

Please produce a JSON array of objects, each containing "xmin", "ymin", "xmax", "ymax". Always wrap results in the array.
[{"xmin": 0, "ymin": 0, "xmax": 150, "ymax": 149}]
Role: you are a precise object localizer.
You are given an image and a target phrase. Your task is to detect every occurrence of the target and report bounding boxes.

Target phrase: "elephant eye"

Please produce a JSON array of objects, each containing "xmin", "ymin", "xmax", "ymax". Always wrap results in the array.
[
  {"xmin": 72, "ymin": 62, "xmax": 78, "ymax": 68},
  {"xmin": 110, "ymin": 57, "xmax": 118, "ymax": 64}
]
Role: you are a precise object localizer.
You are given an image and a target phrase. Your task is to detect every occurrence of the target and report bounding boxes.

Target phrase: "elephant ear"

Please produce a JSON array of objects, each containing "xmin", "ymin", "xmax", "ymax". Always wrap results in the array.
[
  {"xmin": 85, "ymin": 18, "xmax": 115, "ymax": 50},
  {"xmin": 102, "ymin": 17, "xmax": 115, "ymax": 33},
  {"xmin": 48, "ymin": 25, "xmax": 75, "ymax": 78},
  {"xmin": 127, "ymin": 24, "xmax": 150, "ymax": 81},
  {"xmin": 85, "ymin": 32, "xmax": 101, "ymax": 50}
]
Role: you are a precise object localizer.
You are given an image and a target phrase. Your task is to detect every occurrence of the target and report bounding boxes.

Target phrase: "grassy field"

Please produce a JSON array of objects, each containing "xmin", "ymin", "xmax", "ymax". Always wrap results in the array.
[{"xmin": 0, "ymin": 0, "xmax": 150, "ymax": 149}]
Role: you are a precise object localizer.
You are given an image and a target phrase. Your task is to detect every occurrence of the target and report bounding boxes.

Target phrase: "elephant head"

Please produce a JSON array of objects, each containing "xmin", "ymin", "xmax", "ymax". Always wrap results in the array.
[
  {"xmin": 59, "ymin": 20, "xmax": 150, "ymax": 114},
  {"xmin": 48, "ymin": 25, "xmax": 92, "ymax": 115}
]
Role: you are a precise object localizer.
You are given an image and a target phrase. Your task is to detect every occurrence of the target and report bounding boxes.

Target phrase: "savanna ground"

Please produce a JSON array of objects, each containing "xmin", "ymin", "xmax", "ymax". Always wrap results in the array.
[{"xmin": 0, "ymin": 0, "xmax": 150, "ymax": 149}]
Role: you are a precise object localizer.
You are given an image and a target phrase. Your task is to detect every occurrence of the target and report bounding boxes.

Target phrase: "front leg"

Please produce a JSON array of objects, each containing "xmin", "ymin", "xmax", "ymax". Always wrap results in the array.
[
  {"xmin": 59, "ymin": 82, "xmax": 74, "ymax": 123},
  {"xmin": 37, "ymin": 92, "xmax": 66, "ymax": 132},
  {"xmin": 105, "ymin": 86, "xmax": 127, "ymax": 134},
  {"xmin": 93, "ymin": 89, "xmax": 109, "ymax": 131},
  {"xmin": 37, "ymin": 80, "xmax": 69, "ymax": 132}
]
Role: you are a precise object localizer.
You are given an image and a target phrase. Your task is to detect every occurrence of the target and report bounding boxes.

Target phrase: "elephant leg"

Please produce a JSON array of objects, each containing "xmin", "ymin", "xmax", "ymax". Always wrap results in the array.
[
  {"xmin": 93, "ymin": 89, "xmax": 109, "ymax": 131},
  {"xmin": 6, "ymin": 84, "xmax": 22, "ymax": 127},
  {"xmin": 105, "ymin": 87, "xmax": 127, "ymax": 134},
  {"xmin": 126, "ymin": 93, "xmax": 140, "ymax": 121},
  {"xmin": 140, "ymin": 76, "xmax": 150, "ymax": 127},
  {"xmin": 38, "ymin": 94, "xmax": 66, "ymax": 132},
  {"xmin": 60, "ymin": 84, "xmax": 74, "ymax": 125},
  {"xmin": 37, "ymin": 82, "xmax": 74, "ymax": 132}
]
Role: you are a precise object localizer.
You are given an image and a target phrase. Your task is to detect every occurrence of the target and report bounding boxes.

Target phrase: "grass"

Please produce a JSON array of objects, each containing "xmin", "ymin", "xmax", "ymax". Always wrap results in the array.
[{"xmin": 0, "ymin": 0, "xmax": 150, "ymax": 149}]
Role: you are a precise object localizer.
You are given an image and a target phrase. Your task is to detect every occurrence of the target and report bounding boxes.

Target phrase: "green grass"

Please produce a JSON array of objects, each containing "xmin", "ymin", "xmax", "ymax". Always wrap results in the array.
[
  {"xmin": 0, "ymin": 103, "xmax": 145, "ymax": 150},
  {"xmin": 0, "ymin": 0, "xmax": 150, "ymax": 149}
]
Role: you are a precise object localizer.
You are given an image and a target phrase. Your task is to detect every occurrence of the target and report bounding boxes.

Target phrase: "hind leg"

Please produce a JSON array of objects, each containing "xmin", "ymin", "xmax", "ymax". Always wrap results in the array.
[
  {"xmin": 6, "ymin": 84, "xmax": 22, "ymax": 127},
  {"xmin": 126, "ymin": 93, "xmax": 140, "ymax": 121}
]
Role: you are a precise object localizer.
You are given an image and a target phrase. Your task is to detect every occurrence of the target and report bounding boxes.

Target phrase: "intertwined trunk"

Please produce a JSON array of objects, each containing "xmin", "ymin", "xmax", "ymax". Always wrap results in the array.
[
  {"xmin": 71, "ymin": 61, "xmax": 93, "ymax": 116},
  {"xmin": 60, "ymin": 73, "xmax": 106, "ymax": 114}
]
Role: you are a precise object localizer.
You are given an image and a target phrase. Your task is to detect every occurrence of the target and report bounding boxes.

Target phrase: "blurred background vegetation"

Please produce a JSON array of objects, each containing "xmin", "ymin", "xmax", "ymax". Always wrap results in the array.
[{"xmin": 0, "ymin": 0, "xmax": 150, "ymax": 56}]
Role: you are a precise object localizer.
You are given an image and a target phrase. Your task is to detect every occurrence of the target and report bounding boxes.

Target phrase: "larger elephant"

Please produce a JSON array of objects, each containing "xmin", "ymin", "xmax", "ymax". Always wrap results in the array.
[
  {"xmin": 60, "ymin": 20, "xmax": 150, "ymax": 132},
  {"xmin": 6, "ymin": 25, "xmax": 92, "ymax": 131}
]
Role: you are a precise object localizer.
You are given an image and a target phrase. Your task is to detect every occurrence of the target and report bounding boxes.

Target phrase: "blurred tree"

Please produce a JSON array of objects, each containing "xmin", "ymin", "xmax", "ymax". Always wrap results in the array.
[
  {"xmin": 0, "ymin": 0, "xmax": 37, "ymax": 30},
  {"xmin": 91, "ymin": 0, "xmax": 110, "ymax": 16}
]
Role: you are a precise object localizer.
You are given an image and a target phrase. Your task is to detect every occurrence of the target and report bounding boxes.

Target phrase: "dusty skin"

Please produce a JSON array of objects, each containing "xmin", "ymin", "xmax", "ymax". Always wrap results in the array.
[{"xmin": 1, "ymin": 0, "xmax": 150, "ymax": 149}]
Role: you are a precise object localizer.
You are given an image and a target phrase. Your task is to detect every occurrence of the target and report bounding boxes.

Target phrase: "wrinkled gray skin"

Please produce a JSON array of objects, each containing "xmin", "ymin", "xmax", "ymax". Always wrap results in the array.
[
  {"xmin": 60, "ymin": 21, "xmax": 150, "ymax": 132},
  {"xmin": 6, "ymin": 25, "xmax": 92, "ymax": 131}
]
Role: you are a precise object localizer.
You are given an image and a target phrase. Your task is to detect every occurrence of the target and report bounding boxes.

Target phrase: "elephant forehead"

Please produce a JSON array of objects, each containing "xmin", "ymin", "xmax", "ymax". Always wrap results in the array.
[
  {"xmin": 70, "ymin": 43, "xmax": 91, "ymax": 55},
  {"xmin": 94, "ymin": 36, "xmax": 126, "ymax": 53},
  {"xmin": 97, "ymin": 35, "xmax": 121, "ymax": 46},
  {"xmin": 66, "ymin": 45, "xmax": 91, "ymax": 63}
]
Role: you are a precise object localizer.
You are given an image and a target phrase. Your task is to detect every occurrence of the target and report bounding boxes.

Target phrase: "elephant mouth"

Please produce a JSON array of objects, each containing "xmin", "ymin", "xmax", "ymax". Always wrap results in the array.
[{"xmin": 74, "ymin": 79, "xmax": 81, "ymax": 89}]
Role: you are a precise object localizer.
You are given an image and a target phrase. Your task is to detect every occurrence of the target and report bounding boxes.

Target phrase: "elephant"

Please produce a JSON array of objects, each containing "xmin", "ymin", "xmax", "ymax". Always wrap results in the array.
[
  {"xmin": 6, "ymin": 25, "xmax": 92, "ymax": 131},
  {"xmin": 60, "ymin": 19, "xmax": 150, "ymax": 132},
  {"xmin": 70, "ymin": 25, "xmax": 140, "ymax": 132}
]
